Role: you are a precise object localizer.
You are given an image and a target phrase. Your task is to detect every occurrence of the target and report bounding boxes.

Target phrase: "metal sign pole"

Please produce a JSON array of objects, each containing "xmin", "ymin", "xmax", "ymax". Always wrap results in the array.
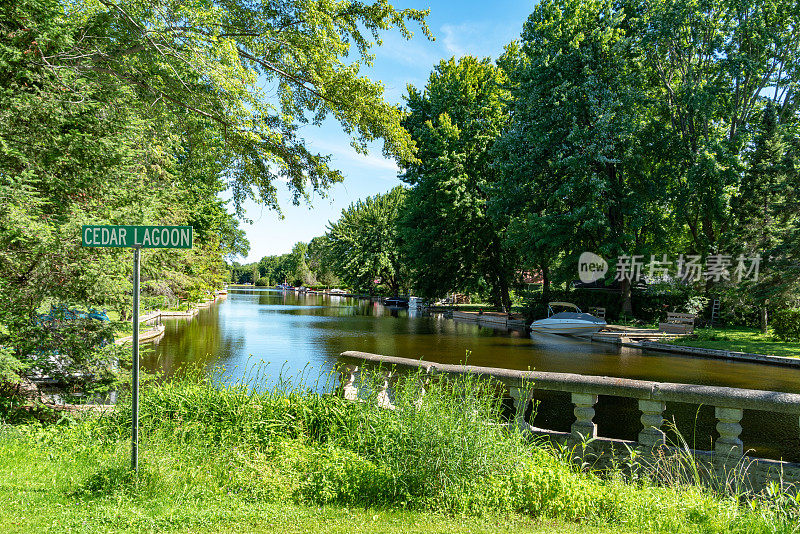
[
  {"xmin": 132, "ymin": 246, "xmax": 140, "ymax": 472},
  {"xmin": 80, "ymin": 225, "xmax": 193, "ymax": 472}
]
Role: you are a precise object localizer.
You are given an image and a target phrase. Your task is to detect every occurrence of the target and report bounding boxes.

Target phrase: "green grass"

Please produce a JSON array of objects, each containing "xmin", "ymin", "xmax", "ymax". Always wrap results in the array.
[
  {"xmin": 1, "ymin": 370, "xmax": 798, "ymax": 533},
  {"xmin": 668, "ymin": 327, "xmax": 800, "ymax": 358},
  {"xmin": 0, "ymin": 454, "xmax": 605, "ymax": 534}
]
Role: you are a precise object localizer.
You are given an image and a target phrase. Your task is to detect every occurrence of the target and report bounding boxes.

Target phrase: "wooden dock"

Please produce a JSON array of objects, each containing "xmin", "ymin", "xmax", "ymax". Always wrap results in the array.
[
  {"xmin": 589, "ymin": 325, "xmax": 682, "ymax": 343},
  {"xmin": 115, "ymin": 324, "xmax": 165, "ymax": 345},
  {"xmin": 451, "ymin": 310, "xmax": 528, "ymax": 329}
]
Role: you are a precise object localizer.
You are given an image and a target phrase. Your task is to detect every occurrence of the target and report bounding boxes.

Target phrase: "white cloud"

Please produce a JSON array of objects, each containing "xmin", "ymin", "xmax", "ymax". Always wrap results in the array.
[
  {"xmin": 440, "ymin": 22, "xmax": 520, "ymax": 60},
  {"xmin": 310, "ymin": 138, "xmax": 400, "ymax": 175}
]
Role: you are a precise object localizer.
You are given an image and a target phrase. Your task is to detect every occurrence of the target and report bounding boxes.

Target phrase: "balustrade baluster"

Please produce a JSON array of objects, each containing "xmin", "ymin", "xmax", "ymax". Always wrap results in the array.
[
  {"xmin": 508, "ymin": 386, "xmax": 532, "ymax": 431},
  {"xmin": 340, "ymin": 364, "xmax": 359, "ymax": 401},
  {"xmin": 571, "ymin": 393, "xmax": 598, "ymax": 439},
  {"xmin": 715, "ymin": 406, "xmax": 744, "ymax": 457},
  {"xmin": 638, "ymin": 399, "xmax": 666, "ymax": 448},
  {"xmin": 376, "ymin": 369, "xmax": 395, "ymax": 409},
  {"xmin": 414, "ymin": 368, "xmax": 434, "ymax": 409}
]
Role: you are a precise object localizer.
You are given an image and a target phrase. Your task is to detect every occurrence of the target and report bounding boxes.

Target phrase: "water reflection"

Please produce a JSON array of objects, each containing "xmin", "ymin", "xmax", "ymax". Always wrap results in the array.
[
  {"xmin": 145, "ymin": 289, "xmax": 800, "ymax": 391},
  {"xmin": 142, "ymin": 288, "xmax": 800, "ymax": 461}
]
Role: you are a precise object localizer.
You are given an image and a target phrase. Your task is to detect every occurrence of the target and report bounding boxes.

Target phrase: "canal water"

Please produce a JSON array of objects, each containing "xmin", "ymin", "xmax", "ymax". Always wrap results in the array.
[{"xmin": 144, "ymin": 288, "xmax": 800, "ymax": 461}]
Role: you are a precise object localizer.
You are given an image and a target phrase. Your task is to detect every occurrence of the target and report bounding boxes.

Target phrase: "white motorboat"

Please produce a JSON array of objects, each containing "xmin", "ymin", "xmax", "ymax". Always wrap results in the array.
[{"xmin": 529, "ymin": 302, "xmax": 606, "ymax": 335}]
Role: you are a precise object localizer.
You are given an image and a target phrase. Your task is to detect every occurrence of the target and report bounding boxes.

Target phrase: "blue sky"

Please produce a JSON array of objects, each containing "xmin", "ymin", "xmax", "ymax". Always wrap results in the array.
[{"xmin": 233, "ymin": 1, "xmax": 537, "ymax": 263}]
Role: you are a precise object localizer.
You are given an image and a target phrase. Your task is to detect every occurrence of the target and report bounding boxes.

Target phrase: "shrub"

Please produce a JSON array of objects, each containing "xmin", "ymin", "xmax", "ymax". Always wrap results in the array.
[{"xmin": 772, "ymin": 309, "xmax": 800, "ymax": 341}]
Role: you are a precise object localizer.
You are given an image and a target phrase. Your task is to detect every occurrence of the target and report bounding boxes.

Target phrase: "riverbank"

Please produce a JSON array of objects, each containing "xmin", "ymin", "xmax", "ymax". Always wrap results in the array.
[
  {"xmin": 667, "ymin": 327, "xmax": 800, "ymax": 358},
  {"xmin": 114, "ymin": 290, "xmax": 227, "ymax": 345},
  {"xmin": 1, "ymin": 373, "xmax": 796, "ymax": 533},
  {"xmin": 584, "ymin": 325, "xmax": 800, "ymax": 367}
]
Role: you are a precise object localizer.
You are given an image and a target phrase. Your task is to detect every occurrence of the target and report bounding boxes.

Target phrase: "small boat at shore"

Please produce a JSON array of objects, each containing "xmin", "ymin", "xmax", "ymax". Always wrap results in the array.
[{"xmin": 530, "ymin": 302, "xmax": 606, "ymax": 335}]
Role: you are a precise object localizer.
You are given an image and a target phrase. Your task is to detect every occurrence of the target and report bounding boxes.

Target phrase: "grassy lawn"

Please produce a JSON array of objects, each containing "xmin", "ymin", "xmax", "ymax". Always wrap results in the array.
[
  {"xmin": 0, "ymin": 424, "xmax": 628, "ymax": 534},
  {"xmin": 668, "ymin": 327, "xmax": 800, "ymax": 358},
  {"xmin": 1, "ymin": 374, "xmax": 796, "ymax": 534},
  {"xmin": 0, "ymin": 477, "xmax": 618, "ymax": 534}
]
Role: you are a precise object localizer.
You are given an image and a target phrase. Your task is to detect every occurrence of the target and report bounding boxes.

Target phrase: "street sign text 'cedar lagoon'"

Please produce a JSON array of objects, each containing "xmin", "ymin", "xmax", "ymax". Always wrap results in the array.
[{"xmin": 82, "ymin": 225, "xmax": 192, "ymax": 249}]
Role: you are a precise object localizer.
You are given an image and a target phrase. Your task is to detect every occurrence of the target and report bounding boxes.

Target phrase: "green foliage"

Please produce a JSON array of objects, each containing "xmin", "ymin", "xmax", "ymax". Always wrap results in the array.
[
  {"xmin": 307, "ymin": 236, "xmax": 340, "ymax": 287},
  {"xmin": 494, "ymin": 0, "xmax": 669, "ymax": 313},
  {"xmin": 0, "ymin": 346, "xmax": 24, "ymax": 386},
  {"xmin": 6, "ymin": 0, "xmax": 431, "ymax": 216},
  {"xmin": 1, "ymin": 0, "xmax": 432, "ymax": 387},
  {"xmin": 772, "ymin": 309, "xmax": 800, "ymax": 341},
  {"xmin": 400, "ymin": 57, "xmax": 516, "ymax": 310},
  {"xmin": 326, "ymin": 187, "xmax": 410, "ymax": 294}
]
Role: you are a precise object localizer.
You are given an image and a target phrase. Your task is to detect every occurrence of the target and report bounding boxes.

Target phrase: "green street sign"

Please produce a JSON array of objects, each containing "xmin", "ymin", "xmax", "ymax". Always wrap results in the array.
[{"xmin": 81, "ymin": 225, "xmax": 193, "ymax": 249}]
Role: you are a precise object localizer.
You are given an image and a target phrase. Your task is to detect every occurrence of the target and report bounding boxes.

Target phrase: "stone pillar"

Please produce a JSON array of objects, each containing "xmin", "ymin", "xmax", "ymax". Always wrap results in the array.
[
  {"xmin": 638, "ymin": 399, "xmax": 666, "ymax": 448},
  {"xmin": 376, "ymin": 369, "xmax": 395, "ymax": 409},
  {"xmin": 715, "ymin": 406, "xmax": 744, "ymax": 457},
  {"xmin": 571, "ymin": 393, "xmax": 598, "ymax": 440},
  {"xmin": 340, "ymin": 364, "xmax": 358, "ymax": 401},
  {"xmin": 508, "ymin": 386, "xmax": 531, "ymax": 431}
]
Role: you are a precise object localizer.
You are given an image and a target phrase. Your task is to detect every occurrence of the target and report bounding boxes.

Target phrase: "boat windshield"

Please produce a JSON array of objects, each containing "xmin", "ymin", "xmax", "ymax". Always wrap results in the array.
[
  {"xmin": 547, "ymin": 302, "xmax": 582, "ymax": 316},
  {"xmin": 548, "ymin": 311, "xmax": 606, "ymax": 324}
]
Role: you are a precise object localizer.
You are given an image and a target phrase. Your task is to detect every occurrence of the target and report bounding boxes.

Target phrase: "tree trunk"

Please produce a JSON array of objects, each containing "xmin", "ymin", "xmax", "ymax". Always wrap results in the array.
[
  {"xmin": 498, "ymin": 274, "xmax": 512, "ymax": 313},
  {"xmin": 760, "ymin": 305, "xmax": 768, "ymax": 334},
  {"xmin": 487, "ymin": 239, "xmax": 511, "ymax": 312},
  {"xmin": 621, "ymin": 278, "xmax": 633, "ymax": 316},
  {"xmin": 540, "ymin": 262, "xmax": 550, "ymax": 303}
]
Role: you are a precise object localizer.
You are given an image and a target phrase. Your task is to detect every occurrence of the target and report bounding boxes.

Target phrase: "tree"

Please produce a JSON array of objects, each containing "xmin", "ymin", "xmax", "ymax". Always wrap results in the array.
[
  {"xmin": 0, "ymin": 0, "xmax": 432, "ymax": 387},
  {"xmin": 326, "ymin": 187, "xmax": 409, "ymax": 294},
  {"xmin": 494, "ymin": 0, "xmax": 667, "ymax": 312},
  {"xmin": 30, "ymin": 0, "xmax": 431, "ymax": 214},
  {"xmin": 285, "ymin": 242, "xmax": 316, "ymax": 286},
  {"xmin": 730, "ymin": 103, "xmax": 798, "ymax": 330},
  {"xmin": 635, "ymin": 0, "xmax": 800, "ymax": 254},
  {"xmin": 399, "ymin": 57, "xmax": 517, "ymax": 311},
  {"xmin": 307, "ymin": 236, "xmax": 340, "ymax": 287}
]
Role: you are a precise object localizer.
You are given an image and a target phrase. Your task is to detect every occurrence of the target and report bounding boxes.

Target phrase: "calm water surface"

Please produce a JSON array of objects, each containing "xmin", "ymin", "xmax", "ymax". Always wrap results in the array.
[{"xmin": 143, "ymin": 289, "xmax": 800, "ymax": 460}]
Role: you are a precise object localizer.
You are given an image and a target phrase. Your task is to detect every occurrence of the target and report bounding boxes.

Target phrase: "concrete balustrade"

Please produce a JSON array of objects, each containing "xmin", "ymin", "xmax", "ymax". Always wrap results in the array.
[
  {"xmin": 508, "ymin": 386, "xmax": 532, "ymax": 432},
  {"xmin": 376, "ymin": 368, "xmax": 396, "ymax": 409},
  {"xmin": 715, "ymin": 407, "xmax": 744, "ymax": 457},
  {"xmin": 571, "ymin": 393, "xmax": 598, "ymax": 439},
  {"xmin": 338, "ymin": 350, "xmax": 800, "ymax": 492},
  {"xmin": 638, "ymin": 399, "xmax": 666, "ymax": 448},
  {"xmin": 339, "ymin": 364, "xmax": 359, "ymax": 401}
]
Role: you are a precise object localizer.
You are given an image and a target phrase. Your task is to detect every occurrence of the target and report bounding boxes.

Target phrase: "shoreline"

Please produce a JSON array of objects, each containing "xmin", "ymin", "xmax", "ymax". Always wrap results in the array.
[
  {"xmin": 591, "ymin": 335, "xmax": 800, "ymax": 368},
  {"xmin": 114, "ymin": 289, "xmax": 227, "ymax": 345},
  {"xmin": 223, "ymin": 287, "xmax": 800, "ymax": 368}
]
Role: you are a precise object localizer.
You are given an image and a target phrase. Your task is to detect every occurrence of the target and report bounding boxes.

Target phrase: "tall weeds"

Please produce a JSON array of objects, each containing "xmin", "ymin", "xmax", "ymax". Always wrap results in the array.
[{"xmin": 23, "ymin": 363, "xmax": 800, "ymax": 533}]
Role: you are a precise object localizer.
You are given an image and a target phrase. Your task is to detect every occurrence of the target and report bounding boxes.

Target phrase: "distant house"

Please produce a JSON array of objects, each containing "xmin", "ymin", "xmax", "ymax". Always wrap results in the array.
[{"xmin": 519, "ymin": 270, "xmax": 543, "ymax": 285}]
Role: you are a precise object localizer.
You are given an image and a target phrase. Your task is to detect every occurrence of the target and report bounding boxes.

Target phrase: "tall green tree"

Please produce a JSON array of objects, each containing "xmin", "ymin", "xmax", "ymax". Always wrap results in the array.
[
  {"xmin": 494, "ymin": 0, "xmax": 667, "ymax": 311},
  {"xmin": 326, "ymin": 187, "xmax": 409, "ymax": 295},
  {"xmin": 307, "ymin": 235, "xmax": 340, "ymax": 287},
  {"xmin": 286, "ymin": 242, "xmax": 316, "ymax": 286},
  {"xmin": 635, "ymin": 0, "xmax": 800, "ymax": 253},
  {"xmin": 399, "ymin": 57, "xmax": 516, "ymax": 310},
  {"xmin": 730, "ymin": 103, "xmax": 799, "ymax": 330}
]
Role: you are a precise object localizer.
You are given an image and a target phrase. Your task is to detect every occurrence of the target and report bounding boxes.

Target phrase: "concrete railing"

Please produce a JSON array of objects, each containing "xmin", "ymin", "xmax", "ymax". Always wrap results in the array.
[{"xmin": 338, "ymin": 350, "xmax": 800, "ymax": 490}]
